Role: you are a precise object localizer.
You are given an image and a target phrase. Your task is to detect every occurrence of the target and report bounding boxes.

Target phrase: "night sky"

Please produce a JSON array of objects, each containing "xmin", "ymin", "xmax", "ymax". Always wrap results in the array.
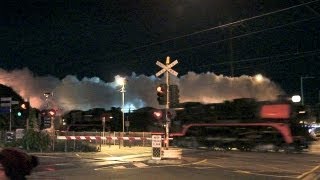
[{"xmin": 0, "ymin": 0, "xmax": 320, "ymax": 105}]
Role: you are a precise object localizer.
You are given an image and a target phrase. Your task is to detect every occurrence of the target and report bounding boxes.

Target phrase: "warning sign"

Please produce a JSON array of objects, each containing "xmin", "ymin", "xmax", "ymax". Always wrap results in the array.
[{"xmin": 152, "ymin": 135, "xmax": 162, "ymax": 148}]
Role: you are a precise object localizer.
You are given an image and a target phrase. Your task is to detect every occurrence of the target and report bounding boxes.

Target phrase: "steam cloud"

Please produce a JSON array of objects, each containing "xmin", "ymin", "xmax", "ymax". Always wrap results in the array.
[{"xmin": 0, "ymin": 68, "xmax": 284, "ymax": 114}]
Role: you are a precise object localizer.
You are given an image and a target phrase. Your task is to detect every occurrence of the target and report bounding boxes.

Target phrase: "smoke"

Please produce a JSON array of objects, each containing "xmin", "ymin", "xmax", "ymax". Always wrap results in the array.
[{"xmin": 0, "ymin": 68, "xmax": 284, "ymax": 114}]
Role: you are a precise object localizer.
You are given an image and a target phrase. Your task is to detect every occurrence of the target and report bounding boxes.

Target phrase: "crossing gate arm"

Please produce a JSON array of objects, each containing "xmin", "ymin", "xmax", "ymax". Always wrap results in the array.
[{"xmin": 56, "ymin": 136, "xmax": 172, "ymax": 141}]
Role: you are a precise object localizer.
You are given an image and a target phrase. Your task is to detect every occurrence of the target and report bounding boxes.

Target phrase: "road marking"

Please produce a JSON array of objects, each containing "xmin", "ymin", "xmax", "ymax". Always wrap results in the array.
[
  {"xmin": 193, "ymin": 160, "xmax": 296, "ymax": 178},
  {"xmin": 192, "ymin": 159, "xmax": 207, "ymax": 165},
  {"xmin": 297, "ymin": 165, "xmax": 320, "ymax": 179},
  {"xmin": 95, "ymin": 153, "xmax": 151, "ymax": 161},
  {"xmin": 113, "ymin": 165, "xmax": 127, "ymax": 169},
  {"xmin": 112, "ymin": 162, "xmax": 149, "ymax": 169},
  {"xmin": 200, "ymin": 160, "xmax": 224, "ymax": 168},
  {"xmin": 234, "ymin": 170, "xmax": 251, "ymax": 174},
  {"xmin": 133, "ymin": 162, "xmax": 148, "ymax": 168}
]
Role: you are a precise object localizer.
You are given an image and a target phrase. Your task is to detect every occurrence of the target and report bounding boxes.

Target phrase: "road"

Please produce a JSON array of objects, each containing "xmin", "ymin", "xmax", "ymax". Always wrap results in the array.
[{"xmin": 28, "ymin": 146, "xmax": 320, "ymax": 180}]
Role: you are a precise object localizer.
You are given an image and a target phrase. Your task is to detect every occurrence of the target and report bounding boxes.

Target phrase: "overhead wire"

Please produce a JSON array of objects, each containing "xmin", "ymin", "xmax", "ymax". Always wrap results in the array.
[
  {"xmin": 208, "ymin": 49, "xmax": 320, "ymax": 77},
  {"xmin": 199, "ymin": 49, "xmax": 320, "ymax": 68},
  {"xmin": 103, "ymin": 0, "xmax": 320, "ymax": 59},
  {"xmin": 161, "ymin": 17, "xmax": 318, "ymax": 56}
]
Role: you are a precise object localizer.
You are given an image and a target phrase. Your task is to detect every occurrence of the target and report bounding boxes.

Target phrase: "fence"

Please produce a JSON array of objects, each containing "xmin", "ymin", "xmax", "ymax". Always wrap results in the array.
[{"xmin": 55, "ymin": 131, "xmax": 154, "ymax": 152}]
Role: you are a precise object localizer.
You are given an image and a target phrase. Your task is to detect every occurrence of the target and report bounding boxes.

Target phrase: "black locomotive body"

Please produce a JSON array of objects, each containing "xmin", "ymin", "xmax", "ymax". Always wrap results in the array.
[{"xmin": 169, "ymin": 98, "xmax": 315, "ymax": 152}]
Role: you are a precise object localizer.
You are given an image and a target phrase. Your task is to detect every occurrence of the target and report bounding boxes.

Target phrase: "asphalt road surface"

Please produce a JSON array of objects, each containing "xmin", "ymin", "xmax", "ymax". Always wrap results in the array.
[{"xmin": 28, "ymin": 146, "xmax": 320, "ymax": 180}]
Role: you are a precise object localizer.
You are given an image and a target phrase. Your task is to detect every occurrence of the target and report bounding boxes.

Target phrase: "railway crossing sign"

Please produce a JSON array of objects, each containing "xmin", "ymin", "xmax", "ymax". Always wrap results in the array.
[{"xmin": 156, "ymin": 57, "xmax": 178, "ymax": 77}]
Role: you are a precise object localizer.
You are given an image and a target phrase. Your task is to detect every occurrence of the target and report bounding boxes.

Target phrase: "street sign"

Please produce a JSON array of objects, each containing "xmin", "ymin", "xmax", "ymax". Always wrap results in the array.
[
  {"xmin": 1, "ymin": 103, "xmax": 11, "ymax": 107},
  {"xmin": 152, "ymin": 135, "xmax": 162, "ymax": 148},
  {"xmin": 15, "ymin": 129, "xmax": 25, "ymax": 139},
  {"xmin": 152, "ymin": 135, "xmax": 162, "ymax": 160},
  {"xmin": 5, "ymin": 131, "xmax": 15, "ymax": 143},
  {"xmin": 1, "ymin": 97, "xmax": 12, "ymax": 101},
  {"xmin": 156, "ymin": 59, "xmax": 178, "ymax": 77},
  {"xmin": 11, "ymin": 101, "xmax": 19, "ymax": 105}
]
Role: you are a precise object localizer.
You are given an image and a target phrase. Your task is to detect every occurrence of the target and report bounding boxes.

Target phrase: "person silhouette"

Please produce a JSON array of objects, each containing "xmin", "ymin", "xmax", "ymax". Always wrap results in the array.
[{"xmin": 0, "ymin": 148, "xmax": 39, "ymax": 180}]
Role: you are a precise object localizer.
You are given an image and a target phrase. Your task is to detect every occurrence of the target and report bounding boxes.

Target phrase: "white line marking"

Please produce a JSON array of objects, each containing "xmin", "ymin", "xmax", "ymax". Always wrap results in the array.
[
  {"xmin": 297, "ymin": 165, "xmax": 320, "ymax": 179},
  {"xmin": 133, "ymin": 162, "xmax": 148, "ymax": 168},
  {"xmin": 113, "ymin": 166, "xmax": 127, "ymax": 169}
]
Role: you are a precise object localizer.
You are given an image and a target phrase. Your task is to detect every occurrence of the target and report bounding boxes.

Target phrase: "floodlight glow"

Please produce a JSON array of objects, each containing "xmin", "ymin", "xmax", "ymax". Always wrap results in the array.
[{"xmin": 116, "ymin": 76, "xmax": 125, "ymax": 86}]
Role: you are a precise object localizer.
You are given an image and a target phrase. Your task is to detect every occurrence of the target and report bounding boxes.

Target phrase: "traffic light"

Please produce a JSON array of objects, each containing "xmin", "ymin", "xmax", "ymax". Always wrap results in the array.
[
  {"xmin": 15, "ymin": 101, "xmax": 30, "ymax": 121},
  {"xmin": 156, "ymin": 83, "xmax": 167, "ymax": 105},
  {"xmin": 40, "ymin": 109, "xmax": 56, "ymax": 129},
  {"xmin": 169, "ymin": 84, "xmax": 179, "ymax": 108}
]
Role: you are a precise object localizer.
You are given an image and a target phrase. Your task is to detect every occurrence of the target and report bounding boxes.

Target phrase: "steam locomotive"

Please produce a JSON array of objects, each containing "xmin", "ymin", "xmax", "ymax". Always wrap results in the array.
[{"xmin": 164, "ymin": 98, "xmax": 316, "ymax": 152}]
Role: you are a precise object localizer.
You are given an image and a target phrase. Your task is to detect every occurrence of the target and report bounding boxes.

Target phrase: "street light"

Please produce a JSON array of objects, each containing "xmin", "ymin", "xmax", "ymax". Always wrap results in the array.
[
  {"xmin": 116, "ymin": 76, "xmax": 126, "ymax": 133},
  {"xmin": 254, "ymin": 74, "xmax": 264, "ymax": 83},
  {"xmin": 300, "ymin": 76, "xmax": 314, "ymax": 105}
]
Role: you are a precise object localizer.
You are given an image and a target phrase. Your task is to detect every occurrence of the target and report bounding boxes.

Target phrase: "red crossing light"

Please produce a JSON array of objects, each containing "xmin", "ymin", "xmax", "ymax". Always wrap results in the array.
[
  {"xmin": 41, "ymin": 109, "xmax": 56, "ymax": 117},
  {"xmin": 152, "ymin": 109, "xmax": 163, "ymax": 120},
  {"xmin": 48, "ymin": 109, "xmax": 56, "ymax": 117}
]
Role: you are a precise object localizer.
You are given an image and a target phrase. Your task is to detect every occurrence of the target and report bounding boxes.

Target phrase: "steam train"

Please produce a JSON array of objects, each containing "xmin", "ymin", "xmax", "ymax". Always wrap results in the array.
[{"xmin": 164, "ymin": 98, "xmax": 316, "ymax": 152}]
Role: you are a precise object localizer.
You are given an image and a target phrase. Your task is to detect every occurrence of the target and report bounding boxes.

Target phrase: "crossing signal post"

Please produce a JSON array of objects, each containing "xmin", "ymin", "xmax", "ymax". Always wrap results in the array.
[{"xmin": 155, "ymin": 56, "xmax": 179, "ymax": 149}]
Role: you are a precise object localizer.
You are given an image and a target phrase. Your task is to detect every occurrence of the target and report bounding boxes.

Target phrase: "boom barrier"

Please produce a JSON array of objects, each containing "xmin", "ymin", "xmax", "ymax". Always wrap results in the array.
[{"xmin": 57, "ymin": 136, "xmax": 152, "ymax": 141}]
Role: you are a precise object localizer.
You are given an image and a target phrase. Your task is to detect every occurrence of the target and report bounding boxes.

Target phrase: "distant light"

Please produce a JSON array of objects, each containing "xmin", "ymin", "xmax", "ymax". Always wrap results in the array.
[
  {"xmin": 298, "ymin": 111, "xmax": 306, "ymax": 114},
  {"xmin": 254, "ymin": 74, "xmax": 264, "ymax": 83},
  {"xmin": 291, "ymin": 95, "xmax": 301, "ymax": 103}
]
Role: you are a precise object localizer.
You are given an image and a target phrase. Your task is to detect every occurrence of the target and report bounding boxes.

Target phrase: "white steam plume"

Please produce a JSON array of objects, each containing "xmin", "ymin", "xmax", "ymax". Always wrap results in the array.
[{"xmin": 0, "ymin": 68, "xmax": 284, "ymax": 114}]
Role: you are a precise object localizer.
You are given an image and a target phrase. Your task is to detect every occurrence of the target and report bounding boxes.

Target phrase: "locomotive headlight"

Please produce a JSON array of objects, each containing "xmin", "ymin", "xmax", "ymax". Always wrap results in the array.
[{"xmin": 291, "ymin": 95, "xmax": 301, "ymax": 103}]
